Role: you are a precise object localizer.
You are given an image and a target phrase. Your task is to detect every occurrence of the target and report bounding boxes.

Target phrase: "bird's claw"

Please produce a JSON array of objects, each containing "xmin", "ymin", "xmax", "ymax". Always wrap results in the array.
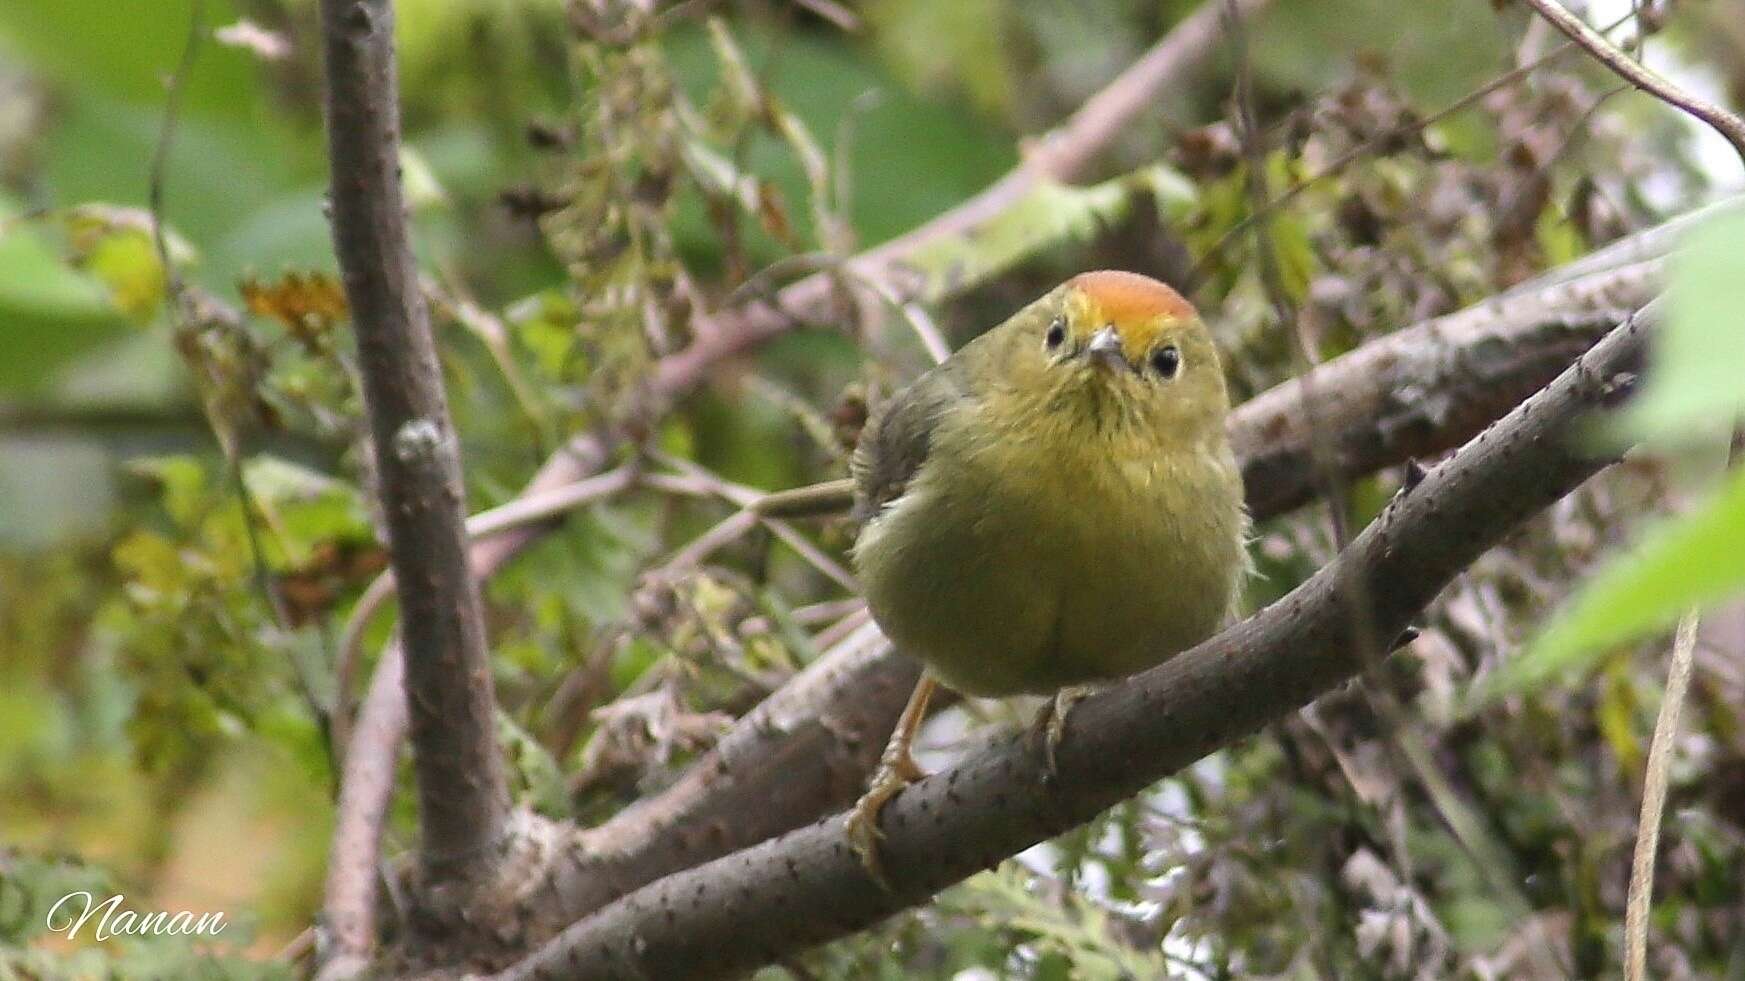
[
  {"xmin": 1030, "ymin": 685, "xmax": 1094, "ymax": 782},
  {"xmin": 846, "ymin": 750, "xmax": 926, "ymax": 889}
]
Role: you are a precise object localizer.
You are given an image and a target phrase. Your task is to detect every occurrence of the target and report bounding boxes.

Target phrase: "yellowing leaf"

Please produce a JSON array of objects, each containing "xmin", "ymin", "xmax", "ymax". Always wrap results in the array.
[{"xmin": 239, "ymin": 270, "xmax": 349, "ymax": 348}]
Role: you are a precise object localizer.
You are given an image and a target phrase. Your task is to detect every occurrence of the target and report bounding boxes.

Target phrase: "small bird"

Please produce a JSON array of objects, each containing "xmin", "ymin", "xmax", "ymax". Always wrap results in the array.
[{"xmin": 844, "ymin": 270, "xmax": 1249, "ymax": 881}]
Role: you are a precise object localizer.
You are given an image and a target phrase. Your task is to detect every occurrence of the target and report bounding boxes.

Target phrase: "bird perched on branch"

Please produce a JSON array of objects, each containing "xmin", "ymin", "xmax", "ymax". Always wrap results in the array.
[{"xmin": 841, "ymin": 270, "xmax": 1250, "ymax": 882}]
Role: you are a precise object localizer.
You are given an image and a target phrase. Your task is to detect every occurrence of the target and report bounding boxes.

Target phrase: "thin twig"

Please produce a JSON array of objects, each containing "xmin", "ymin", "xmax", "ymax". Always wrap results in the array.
[
  {"xmin": 330, "ymin": 465, "xmax": 640, "ymax": 763},
  {"xmin": 649, "ymin": 455, "xmax": 859, "ymax": 592},
  {"xmin": 1519, "ymin": 0, "xmax": 1745, "ymax": 168},
  {"xmin": 1624, "ymin": 610, "xmax": 1699, "ymax": 980},
  {"xmin": 148, "ymin": 0, "xmax": 200, "ymax": 308},
  {"xmin": 1191, "ymin": 9, "xmax": 1643, "ymax": 282}
]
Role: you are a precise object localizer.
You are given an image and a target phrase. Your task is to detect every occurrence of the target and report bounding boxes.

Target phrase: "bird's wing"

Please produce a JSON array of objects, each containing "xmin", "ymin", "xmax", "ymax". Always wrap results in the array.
[{"xmin": 850, "ymin": 357, "xmax": 972, "ymax": 521}]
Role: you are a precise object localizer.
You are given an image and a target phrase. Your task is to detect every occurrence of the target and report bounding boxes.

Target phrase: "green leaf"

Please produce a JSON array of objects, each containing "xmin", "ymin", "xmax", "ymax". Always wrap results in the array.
[
  {"xmin": 1474, "ymin": 464, "xmax": 1745, "ymax": 702},
  {"xmin": 901, "ymin": 164, "xmax": 1195, "ymax": 302},
  {"xmin": 0, "ymin": 198, "xmax": 132, "ymax": 392},
  {"xmin": 1616, "ymin": 209, "xmax": 1745, "ymax": 444}
]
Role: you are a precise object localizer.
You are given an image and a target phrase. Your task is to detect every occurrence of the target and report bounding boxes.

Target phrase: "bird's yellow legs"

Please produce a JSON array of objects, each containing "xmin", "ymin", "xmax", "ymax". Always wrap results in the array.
[
  {"xmin": 1031, "ymin": 683, "xmax": 1095, "ymax": 778},
  {"xmin": 846, "ymin": 673, "xmax": 938, "ymax": 887}
]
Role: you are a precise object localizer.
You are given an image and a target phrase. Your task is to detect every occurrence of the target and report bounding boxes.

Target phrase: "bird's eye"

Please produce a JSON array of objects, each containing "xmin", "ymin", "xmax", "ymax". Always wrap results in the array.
[
  {"xmin": 1044, "ymin": 319, "xmax": 1067, "ymax": 350},
  {"xmin": 1150, "ymin": 345, "xmax": 1181, "ymax": 378}
]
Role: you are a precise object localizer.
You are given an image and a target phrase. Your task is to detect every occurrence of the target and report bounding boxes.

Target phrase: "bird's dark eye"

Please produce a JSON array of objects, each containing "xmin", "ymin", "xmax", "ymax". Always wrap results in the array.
[
  {"xmin": 1044, "ymin": 319, "xmax": 1067, "ymax": 350},
  {"xmin": 1150, "ymin": 345, "xmax": 1181, "ymax": 378}
]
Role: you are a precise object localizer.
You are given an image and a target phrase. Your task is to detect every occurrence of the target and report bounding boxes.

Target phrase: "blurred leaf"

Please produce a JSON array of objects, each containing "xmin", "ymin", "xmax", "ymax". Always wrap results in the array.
[
  {"xmin": 867, "ymin": 0, "xmax": 1014, "ymax": 115},
  {"xmin": 666, "ymin": 21, "xmax": 1014, "ymax": 250},
  {"xmin": 39, "ymin": 93, "xmax": 313, "ymax": 287},
  {"xmin": 497, "ymin": 710, "xmax": 570, "ymax": 819},
  {"xmin": 128, "ymin": 455, "xmax": 209, "ymax": 526},
  {"xmin": 239, "ymin": 270, "xmax": 348, "ymax": 349},
  {"xmin": 0, "ymin": 199, "xmax": 132, "ymax": 392},
  {"xmin": 60, "ymin": 204, "xmax": 197, "ymax": 323},
  {"xmin": 1475, "ymin": 464, "xmax": 1745, "ymax": 702},
  {"xmin": 0, "ymin": 0, "xmax": 260, "ymax": 119},
  {"xmin": 1616, "ymin": 210, "xmax": 1745, "ymax": 443},
  {"xmin": 243, "ymin": 456, "xmax": 372, "ymax": 568},
  {"xmin": 1534, "ymin": 207, "xmax": 1587, "ymax": 269},
  {"xmin": 902, "ymin": 163, "xmax": 1196, "ymax": 302}
]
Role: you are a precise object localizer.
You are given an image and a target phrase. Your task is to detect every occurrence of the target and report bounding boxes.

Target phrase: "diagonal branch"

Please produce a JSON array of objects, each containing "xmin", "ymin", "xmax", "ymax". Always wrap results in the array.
[
  {"xmin": 1518, "ymin": 0, "xmax": 1745, "ymax": 167},
  {"xmin": 495, "ymin": 304, "xmax": 1655, "ymax": 981},
  {"xmin": 317, "ymin": 0, "xmax": 507, "ymax": 884}
]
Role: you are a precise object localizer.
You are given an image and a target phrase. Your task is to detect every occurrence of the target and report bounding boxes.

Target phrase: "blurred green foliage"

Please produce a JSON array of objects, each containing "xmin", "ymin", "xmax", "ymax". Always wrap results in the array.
[{"xmin": 1484, "ymin": 212, "xmax": 1745, "ymax": 700}]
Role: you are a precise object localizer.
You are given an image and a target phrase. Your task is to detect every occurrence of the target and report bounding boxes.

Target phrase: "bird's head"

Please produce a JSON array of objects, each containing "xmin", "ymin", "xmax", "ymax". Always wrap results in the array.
[{"xmin": 1024, "ymin": 270, "xmax": 1229, "ymax": 437}]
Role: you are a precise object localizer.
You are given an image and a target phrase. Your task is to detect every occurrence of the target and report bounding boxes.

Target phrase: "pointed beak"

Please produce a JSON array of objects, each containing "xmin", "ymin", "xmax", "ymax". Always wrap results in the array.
[{"xmin": 1085, "ymin": 325, "xmax": 1127, "ymax": 372}]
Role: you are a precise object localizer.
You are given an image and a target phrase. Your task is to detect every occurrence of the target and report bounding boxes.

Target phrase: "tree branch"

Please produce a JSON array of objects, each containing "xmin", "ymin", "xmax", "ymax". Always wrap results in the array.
[
  {"xmin": 496, "ymin": 305, "xmax": 1655, "ymax": 981},
  {"xmin": 317, "ymin": 0, "xmax": 507, "ymax": 883},
  {"xmin": 1518, "ymin": 0, "xmax": 1745, "ymax": 168}
]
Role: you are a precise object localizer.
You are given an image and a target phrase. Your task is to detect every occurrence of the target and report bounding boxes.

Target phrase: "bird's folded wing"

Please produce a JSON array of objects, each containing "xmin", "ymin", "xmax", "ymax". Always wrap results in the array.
[{"xmin": 850, "ymin": 357, "xmax": 973, "ymax": 522}]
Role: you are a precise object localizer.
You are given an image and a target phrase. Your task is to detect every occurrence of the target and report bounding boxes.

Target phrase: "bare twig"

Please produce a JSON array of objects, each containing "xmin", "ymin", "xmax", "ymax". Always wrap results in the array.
[
  {"xmin": 1190, "ymin": 7, "xmax": 1645, "ymax": 284},
  {"xmin": 494, "ymin": 304, "xmax": 1654, "ymax": 981},
  {"xmin": 1519, "ymin": 0, "xmax": 1745, "ymax": 168},
  {"xmin": 649, "ymin": 0, "xmax": 1277, "ymax": 395},
  {"xmin": 318, "ymin": 0, "xmax": 507, "ymax": 886},
  {"xmin": 1624, "ymin": 609, "xmax": 1700, "ymax": 980},
  {"xmin": 320, "ymin": 645, "xmax": 406, "ymax": 972},
  {"xmin": 649, "ymin": 455, "xmax": 859, "ymax": 592},
  {"xmin": 330, "ymin": 465, "xmax": 641, "ymax": 762}
]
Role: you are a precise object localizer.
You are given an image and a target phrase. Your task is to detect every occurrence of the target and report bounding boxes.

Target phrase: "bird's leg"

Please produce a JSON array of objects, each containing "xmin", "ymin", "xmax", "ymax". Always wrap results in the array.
[
  {"xmin": 845, "ymin": 673, "xmax": 938, "ymax": 888},
  {"xmin": 1030, "ymin": 684, "xmax": 1096, "ymax": 780}
]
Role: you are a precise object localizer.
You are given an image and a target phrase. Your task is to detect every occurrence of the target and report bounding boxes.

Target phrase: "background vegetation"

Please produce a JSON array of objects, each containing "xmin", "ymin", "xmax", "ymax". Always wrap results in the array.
[{"xmin": 1, "ymin": 0, "xmax": 1743, "ymax": 977}]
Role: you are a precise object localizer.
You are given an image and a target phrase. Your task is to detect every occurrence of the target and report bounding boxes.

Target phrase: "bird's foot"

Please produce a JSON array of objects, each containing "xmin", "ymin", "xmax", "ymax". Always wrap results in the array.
[
  {"xmin": 845, "ymin": 747, "xmax": 927, "ymax": 889},
  {"xmin": 1030, "ymin": 684, "xmax": 1095, "ymax": 782}
]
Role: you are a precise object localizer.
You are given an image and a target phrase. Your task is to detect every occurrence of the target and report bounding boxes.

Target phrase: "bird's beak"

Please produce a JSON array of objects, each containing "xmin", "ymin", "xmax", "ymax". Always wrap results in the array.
[{"xmin": 1085, "ymin": 325, "xmax": 1127, "ymax": 373}]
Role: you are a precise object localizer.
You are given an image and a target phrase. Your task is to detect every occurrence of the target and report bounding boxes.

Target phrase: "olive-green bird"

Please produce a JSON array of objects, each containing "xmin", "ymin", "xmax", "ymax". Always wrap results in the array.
[{"xmin": 842, "ymin": 270, "xmax": 1250, "ymax": 881}]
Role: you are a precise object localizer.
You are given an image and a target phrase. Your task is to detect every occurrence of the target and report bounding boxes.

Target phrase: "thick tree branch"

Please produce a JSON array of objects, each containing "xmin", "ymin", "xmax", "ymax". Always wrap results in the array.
[
  {"xmin": 498, "ymin": 306, "xmax": 1654, "ymax": 980},
  {"xmin": 318, "ymin": 0, "xmax": 507, "ymax": 883}
]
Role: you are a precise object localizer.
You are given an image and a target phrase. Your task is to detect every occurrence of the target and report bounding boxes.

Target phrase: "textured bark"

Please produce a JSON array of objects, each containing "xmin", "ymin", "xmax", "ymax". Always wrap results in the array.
[
  {"xmin": 318, "ymin": 0, "xmax": 507, "ymax": 883},
  {"xmin": 496, "ymin": 306, "xmax": 1654, "ymax": 980}
]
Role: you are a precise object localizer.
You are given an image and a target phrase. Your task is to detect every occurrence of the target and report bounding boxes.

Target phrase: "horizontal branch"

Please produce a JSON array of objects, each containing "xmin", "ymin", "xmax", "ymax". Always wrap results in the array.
[{"xmin": 497, "ymin": 303, "xmax": 1654, "ymax": 980}]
